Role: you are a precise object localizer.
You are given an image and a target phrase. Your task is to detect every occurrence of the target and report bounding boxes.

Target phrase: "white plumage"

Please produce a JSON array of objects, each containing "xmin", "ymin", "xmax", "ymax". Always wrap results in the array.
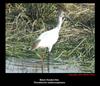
[
  {"xmin": 36, "ymin": 28, "xmax": 59, "ymax": 52},
  {"xmin": 32, "ymin": 11, "xmax": 64, "ymax": 52}
]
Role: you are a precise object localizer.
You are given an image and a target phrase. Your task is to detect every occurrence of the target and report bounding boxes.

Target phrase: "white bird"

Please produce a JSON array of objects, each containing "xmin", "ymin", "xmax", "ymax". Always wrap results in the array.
[{"xmin": 31, "ymin": 10, "xmax": 65, "ymax": 73}]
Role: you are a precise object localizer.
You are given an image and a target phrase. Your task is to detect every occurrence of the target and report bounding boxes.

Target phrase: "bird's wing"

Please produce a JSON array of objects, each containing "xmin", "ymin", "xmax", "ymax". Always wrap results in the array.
[{"xmin": 38, "ymin": 31, "xmax": 49, "ymax": 39}]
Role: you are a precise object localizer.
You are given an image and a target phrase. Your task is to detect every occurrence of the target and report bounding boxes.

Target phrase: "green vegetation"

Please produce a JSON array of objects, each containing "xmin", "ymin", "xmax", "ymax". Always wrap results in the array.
[{"xmin": 6, "ymin": 3, "xmax": 95, "ymax": 73}]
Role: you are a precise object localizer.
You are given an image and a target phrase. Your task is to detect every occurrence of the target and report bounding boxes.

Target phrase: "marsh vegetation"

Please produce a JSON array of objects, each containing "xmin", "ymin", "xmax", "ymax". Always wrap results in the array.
[{"xmin": 6, "ymin": 3, "xmax": 95, "ymax": 73}]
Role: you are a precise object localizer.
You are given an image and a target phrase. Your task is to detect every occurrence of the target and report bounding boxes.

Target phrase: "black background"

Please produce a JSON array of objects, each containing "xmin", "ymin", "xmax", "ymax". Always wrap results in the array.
[{"xmin": 0, "ymin": 0, "xmax": 96, "ymax": 85}]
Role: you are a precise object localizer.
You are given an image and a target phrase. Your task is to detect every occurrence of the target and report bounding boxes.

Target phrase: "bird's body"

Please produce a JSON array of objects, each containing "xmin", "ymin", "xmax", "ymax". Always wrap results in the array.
[
  {"xmin": 32, "ymin": 11, "xmax": 64, "ymax": 52},
  {"xmin": 34, "ymin": 27, "xmax": 59, "ymax": 52}
]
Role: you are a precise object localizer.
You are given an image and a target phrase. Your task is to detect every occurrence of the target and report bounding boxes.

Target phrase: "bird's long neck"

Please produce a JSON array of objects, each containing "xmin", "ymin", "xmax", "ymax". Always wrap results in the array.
[{"xmin": 56, "ymin": 16, "xmax": 63, "ymax": 32}]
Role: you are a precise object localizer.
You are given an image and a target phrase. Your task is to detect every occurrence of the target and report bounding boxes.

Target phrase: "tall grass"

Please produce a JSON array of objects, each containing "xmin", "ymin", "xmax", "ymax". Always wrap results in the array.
[{"xmin": 6, "ymin": 3, "xmax": 95, "ymax": 73}]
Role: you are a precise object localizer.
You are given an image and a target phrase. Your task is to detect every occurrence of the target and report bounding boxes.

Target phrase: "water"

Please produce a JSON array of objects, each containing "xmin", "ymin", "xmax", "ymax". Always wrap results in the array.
[{"xmin": 6, "ymin": 57, "xmax": 83, "ymax": 73}]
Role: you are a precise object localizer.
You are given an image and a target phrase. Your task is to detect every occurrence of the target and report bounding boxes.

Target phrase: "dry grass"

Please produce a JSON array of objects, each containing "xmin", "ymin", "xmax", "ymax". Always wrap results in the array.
[{"xmin": 6, "ymin": 3, "xmax": 95, "ymax": 73}]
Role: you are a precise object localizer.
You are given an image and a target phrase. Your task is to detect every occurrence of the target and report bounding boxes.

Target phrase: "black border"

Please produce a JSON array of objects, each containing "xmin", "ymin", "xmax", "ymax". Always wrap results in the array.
[{"xmin": 0, "ymin": 0, "xmax": 96, "ymax": 85}]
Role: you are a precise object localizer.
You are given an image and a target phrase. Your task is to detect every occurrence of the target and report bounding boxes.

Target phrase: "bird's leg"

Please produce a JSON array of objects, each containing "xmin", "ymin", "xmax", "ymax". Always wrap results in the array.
[
  {"xmin": 46, "ymin": 50, "xmax": 50, "ymax": 73},
  {"xmin": 48, "ymin": 52, "xmax": 50, "ymax": 73},
  {"xmin": 47, "ymin": 46, "xmax": 52, "ymax": 73},
  {"xmin": 41, "ymin": 57, "xmax": 44, "ymax": 73},
  {"xmin": 41, "ymin": 53, "xmax": 44, "ymax": 73},
  {"xmin": 41, "ymin": 50, "xmax": 44, "ymax": 73}
]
